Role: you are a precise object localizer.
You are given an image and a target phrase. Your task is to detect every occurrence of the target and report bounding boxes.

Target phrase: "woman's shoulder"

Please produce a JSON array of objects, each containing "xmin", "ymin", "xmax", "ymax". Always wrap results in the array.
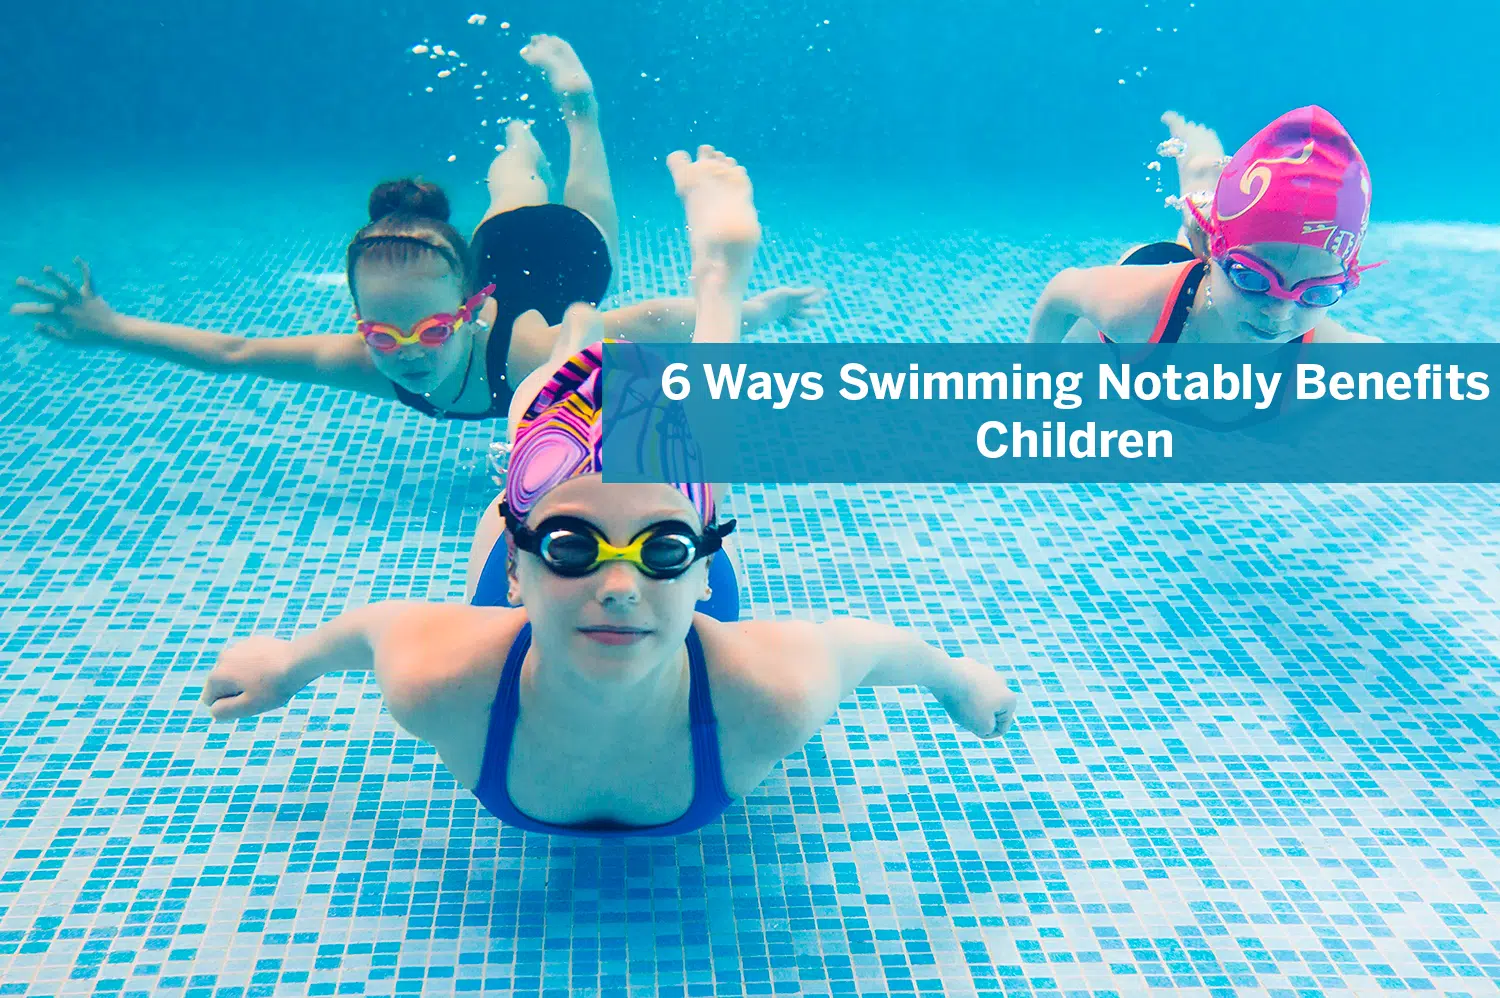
[
  {"xmin": 381, "ymin": 604, "xmax": 528, "ymax": 702},
  {"xmin": 693, "ymin": 617, "xmax": 840, "ymax": 755}
]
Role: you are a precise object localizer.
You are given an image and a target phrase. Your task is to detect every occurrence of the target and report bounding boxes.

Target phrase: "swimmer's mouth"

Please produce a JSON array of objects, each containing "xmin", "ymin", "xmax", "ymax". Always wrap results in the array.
[
  {"xmin": 1243, "ymin": 321, "xmax": 1292, "ymax": 341},
  {"xmin": 579, "ymin": 625, "xmax": 653, "ymax": 646}
]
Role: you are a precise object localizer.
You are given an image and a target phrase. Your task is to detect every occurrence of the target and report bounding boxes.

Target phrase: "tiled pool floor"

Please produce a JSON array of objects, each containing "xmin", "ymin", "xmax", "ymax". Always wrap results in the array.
[{"xmin": 2, "ymin": 172, "xmax": 1499, "ymax": 997}]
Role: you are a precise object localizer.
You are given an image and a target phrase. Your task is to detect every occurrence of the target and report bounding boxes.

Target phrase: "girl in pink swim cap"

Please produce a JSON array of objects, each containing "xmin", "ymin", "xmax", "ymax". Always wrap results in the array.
[{"xmin": 1030, "ymin": 106, "xmax": 1382, "ymax": 346}]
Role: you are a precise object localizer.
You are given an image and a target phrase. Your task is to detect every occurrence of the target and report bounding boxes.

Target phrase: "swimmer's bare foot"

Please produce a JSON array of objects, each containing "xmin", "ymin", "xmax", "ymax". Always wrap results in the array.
[
  {"xmin": 520, "ymin": 35, "xmax": 596, "ymax": 121},
  {"xmin": 666, "ymin": 145, "xmax": 762, "ymax": 287},
  {"xmin": 1162, "ymin": 110, "xmax": 1227, "ymax": 198}
]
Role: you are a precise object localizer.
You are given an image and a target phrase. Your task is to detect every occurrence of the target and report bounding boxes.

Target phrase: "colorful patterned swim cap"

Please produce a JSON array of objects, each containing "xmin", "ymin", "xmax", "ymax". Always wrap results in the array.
[
  {"xmin": 1190, "ymin": 106, "xmax": 1378, "ymax": 280},
  {"xmin": 504, "ymin": 341, "xmax": 716, "ymax": 525}
]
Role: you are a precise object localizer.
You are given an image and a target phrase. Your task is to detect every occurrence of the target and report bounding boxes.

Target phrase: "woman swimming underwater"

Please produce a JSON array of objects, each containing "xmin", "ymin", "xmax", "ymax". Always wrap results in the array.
[
  {"xmin": 1029, "ymin": 105, "xmax": 1382, "ymax": 346},
  {"xmin": 11, "ymin": 35, "xmax": 825, "ymax": 423},
  {"xmin": 200, "ymin": 145, "xmax": 1021, "ymax": 837}
]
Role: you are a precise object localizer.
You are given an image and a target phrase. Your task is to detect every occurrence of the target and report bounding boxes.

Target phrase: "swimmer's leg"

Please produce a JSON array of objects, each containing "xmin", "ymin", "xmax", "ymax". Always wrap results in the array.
[
  {"xmin": 666, "ymin": 145, "xmax": 762, "ymax": 344},
  {"xmin": 473, "ymin": 121, "xmax": 553, "ymax": 237},
  {"xmin": 1161, "ymin": 110, "xmax": 1227, "ymax": 248},
  {"xmin": 522, "ymin": 35, "xmax": 621, "ymax": 278}
]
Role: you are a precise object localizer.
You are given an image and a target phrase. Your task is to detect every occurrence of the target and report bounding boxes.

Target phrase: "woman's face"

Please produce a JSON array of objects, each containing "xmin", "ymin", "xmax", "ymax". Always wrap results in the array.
[
  {"xmin": 352, "ymin": 257, "xmax": 475, "ymax": 395},
  {"xmin": 1208, "ymin": 241, "xmax": 1348, "ymax": 343},
  {"xmin": 510, "ymin": 476, "xmax": 710, "ymax": 683}
]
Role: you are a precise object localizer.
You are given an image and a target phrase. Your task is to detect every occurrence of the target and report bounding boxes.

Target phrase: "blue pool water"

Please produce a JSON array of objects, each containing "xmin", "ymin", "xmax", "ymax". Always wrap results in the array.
[{"xmin": 5, "ymin": 2, "xmax": 1500, "ymax": 996}]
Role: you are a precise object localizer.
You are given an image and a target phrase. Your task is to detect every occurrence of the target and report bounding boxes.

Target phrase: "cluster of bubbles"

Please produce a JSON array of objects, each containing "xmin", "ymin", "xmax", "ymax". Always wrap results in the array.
[
  {"xmin": 1097, "ymin": 0, "xmax": 1195, "ymax": 85},
  {"xmin": 409, "ymin": 13, "xmax": 524, "ymax": 162}
]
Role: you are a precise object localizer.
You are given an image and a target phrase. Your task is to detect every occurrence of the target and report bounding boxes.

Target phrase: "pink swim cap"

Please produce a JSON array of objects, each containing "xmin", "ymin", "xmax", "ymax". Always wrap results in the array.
[{"xmin": 1191, "ymin": 106, "xmax": 1378, "ymax": 280}]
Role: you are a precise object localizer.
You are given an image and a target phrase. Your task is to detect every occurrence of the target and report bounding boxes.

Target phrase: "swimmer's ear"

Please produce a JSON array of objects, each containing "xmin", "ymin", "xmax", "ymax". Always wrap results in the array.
[
  {"xmin": 504, "ymin": 530, "xmax": 523, "ymax": 605},
  {"xmin": 1181, "ymin": 212, "xmax": 1210, "ymax": 259}
]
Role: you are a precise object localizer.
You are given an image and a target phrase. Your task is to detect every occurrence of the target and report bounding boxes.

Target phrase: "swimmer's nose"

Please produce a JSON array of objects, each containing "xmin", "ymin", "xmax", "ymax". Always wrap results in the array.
[
  {"xmin": 595, "ymin": 561, "xmax": 642, "ymax": 608},
  {"xmin": 1260, "ymin": 298, "xmax": 1297, "ymax": 321}
]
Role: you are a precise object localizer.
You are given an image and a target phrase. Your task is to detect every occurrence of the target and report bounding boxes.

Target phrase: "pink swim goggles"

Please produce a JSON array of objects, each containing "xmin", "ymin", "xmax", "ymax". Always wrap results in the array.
[
  {"xmin": 1219, "ymin": 251, "xmax": 1353, "ymax": 308},
  {"xmin": 357, "ymin": 283, "xmax": 496, "ymax": 351}
]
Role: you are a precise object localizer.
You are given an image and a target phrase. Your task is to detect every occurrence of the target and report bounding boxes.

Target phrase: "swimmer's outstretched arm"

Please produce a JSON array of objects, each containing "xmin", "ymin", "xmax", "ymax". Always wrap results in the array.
[
  {"xmin": 1028, "ymin": 266, "xmax": 1161, "ymax": 344},
  {"xmin": 11, "ymin": 259, "xmax": 393, "ymax": 397},
  {"xmin": 727, "ymin": 617, "xmax": 1022, "ymax": 744},
  {"xmin": 200, "ymin": 603, "xmax": 415, "ymax": 722},
  {"xmin": 1029, "ymin": 269, "xmax": 1090, "ymax": 343}
]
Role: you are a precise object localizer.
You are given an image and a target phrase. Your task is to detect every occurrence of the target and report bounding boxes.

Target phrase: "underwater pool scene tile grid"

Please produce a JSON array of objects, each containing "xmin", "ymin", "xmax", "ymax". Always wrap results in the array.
[{"xmin": 2, "ymin": 178, "xmax": 1500, "ymax": 997}]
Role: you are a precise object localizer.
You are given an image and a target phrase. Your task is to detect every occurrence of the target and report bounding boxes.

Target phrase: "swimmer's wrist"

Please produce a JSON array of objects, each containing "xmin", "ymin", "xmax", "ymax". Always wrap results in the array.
[{"xmin": 78, "ymin": 307, "xmax": 128, "ymax": 338}]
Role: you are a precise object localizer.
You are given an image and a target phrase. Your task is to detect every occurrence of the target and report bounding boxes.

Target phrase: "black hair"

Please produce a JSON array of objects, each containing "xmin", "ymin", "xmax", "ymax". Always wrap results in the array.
[{"xmin": 346, "ymin": 178, "xmax": 477, "ymax": 302}]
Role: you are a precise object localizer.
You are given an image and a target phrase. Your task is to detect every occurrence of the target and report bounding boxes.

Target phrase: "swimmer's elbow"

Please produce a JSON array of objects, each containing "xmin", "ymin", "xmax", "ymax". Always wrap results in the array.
[{"xmin": 218, "ymin": 336, "xmax": 269, "ymax": 372}]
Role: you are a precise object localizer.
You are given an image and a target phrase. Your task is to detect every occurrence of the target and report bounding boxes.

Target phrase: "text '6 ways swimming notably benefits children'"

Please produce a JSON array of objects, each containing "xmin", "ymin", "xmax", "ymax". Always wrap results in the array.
[{"xmin": 655, "ymin": 361, "xmax": 1491, "ymax": 461}]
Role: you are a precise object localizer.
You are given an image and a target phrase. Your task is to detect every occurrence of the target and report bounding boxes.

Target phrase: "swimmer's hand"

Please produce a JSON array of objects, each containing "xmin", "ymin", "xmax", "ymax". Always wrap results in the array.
[
  {"xmin": 11, "ymin": 258, "xmax": 121, "ymax": 343},
  {"xmin": 744, "ymin": 287, "xmax": 828, "ymax": 332},
  {"xmin": 201, "ymin": 636, "xmax": 304, "ymax": 722},
  {"xmin": 934, "ymin": 657, "xmax": 1021, "ymax": 739}
]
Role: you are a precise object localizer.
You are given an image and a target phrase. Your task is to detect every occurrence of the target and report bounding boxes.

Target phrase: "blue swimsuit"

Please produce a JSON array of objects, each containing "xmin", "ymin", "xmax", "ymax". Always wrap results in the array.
[{"xmin": 468, "ymin": 539, "xmax": 741, "ymax": 837}]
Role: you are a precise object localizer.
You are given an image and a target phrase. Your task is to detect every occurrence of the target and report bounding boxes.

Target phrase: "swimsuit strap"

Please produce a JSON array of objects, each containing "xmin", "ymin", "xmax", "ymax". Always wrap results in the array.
[
  {"xmin": 684, "ymin": 627, "xmax": 732, "ymax": 809},
  {"xmin": 1153, "ymin": 260, "xmax": 1208, "ymax": 344},
  {"xmin": 1098, "ymin": 259, "xmax": 1206, "ymax": 346},
  {"xmin": 473, "ymin": 621, "xmax": 532, "ymax": 807}
]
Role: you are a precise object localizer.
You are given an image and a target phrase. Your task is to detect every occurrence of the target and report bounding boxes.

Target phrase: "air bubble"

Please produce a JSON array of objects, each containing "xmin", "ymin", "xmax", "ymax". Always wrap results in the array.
[
  {"xmin": 412, "ymin": 44, "xmax": 429, "ymax": 54},
  {"xmin": 1156, "ymin": 137, "xmax": 1187, "ymax": 158}
]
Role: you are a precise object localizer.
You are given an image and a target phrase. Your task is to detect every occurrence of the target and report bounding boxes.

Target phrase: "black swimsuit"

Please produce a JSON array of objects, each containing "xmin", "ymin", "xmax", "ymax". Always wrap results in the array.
[{"xmin": 391, "ymin": 203, "xmax": 614, "ymax": 420}]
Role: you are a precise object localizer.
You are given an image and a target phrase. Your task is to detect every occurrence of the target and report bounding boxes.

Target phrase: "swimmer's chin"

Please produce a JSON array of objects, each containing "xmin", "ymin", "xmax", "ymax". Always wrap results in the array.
[
  {"xmin": 398, "ymin": 371, "xmax": 439, "ymax": 390},
  {"xmin": 1240, "ymin": 321, "xmax": 1298, "ymax": 342}
]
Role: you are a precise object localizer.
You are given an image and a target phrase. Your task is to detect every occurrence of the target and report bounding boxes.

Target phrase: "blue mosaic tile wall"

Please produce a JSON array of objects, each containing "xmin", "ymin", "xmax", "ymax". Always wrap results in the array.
[{"xmin": 3, "ymin": 169, "xmax": 1500, "ymax": 997}]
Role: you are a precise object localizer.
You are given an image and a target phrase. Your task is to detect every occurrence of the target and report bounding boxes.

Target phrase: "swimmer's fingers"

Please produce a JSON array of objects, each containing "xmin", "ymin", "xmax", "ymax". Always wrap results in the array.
[
  {"xmin": 75, "ymin": 258, "xmax": 95, "ymax": 297},
  {"xmin": 40, "ymin": 264, "xmax": 83, "ymax": 300},
  {"xmin": 13, "ymin": 275, "xmax": 66, "ymax": 306},
  {"xmin": 33, "ymin": 321, "xmax": 72, "ymax": 341},
  {"xmin": 205, "ymin": 694, "xmax": 257, "ymax": 722},
  {"xmin": 200, "ymin": 679, "xmax": 261, "ymax": 722}
]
